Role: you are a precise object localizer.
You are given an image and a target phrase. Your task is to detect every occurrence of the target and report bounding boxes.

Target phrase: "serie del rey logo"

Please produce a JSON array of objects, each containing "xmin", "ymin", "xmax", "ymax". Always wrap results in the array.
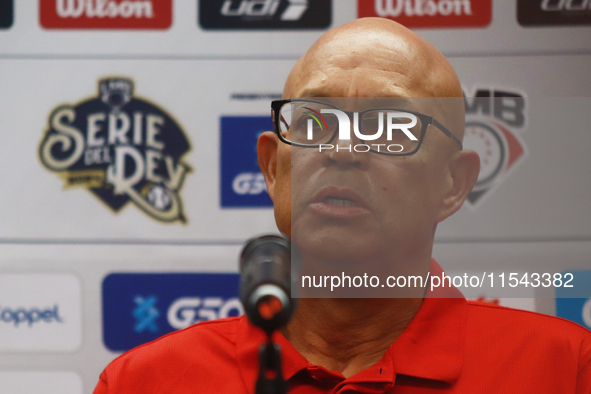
[
  {"xmin": 358, "ymin": 0, "xmax": 492, "ymax": 28},
  {"xmin": 39, "ymin": 0, "xmax": 172, "ymax": 29},
  {"xmin": 39, "ymin": 78, "xmax": 191, "ymax": 223}
]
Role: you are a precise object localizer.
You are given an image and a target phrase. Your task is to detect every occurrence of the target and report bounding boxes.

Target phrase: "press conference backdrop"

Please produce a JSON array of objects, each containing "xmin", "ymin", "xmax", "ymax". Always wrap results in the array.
[{"xmin": 0, "ymin": 1, "xmax": 590, "ymax": 392}]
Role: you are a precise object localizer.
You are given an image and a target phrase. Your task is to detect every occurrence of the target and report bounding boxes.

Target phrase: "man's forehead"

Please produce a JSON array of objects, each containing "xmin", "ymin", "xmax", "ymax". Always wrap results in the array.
[
  {"xmin": 289, "ymin": 97, "xmax": 464, "ymax": 126},
  {"xmin": 283, "ymin": 19, "xmax": 462, "ymax": 100},
  {"xmin": 293, "ymin": 97, "xmax": 415, "ymax": 110}
]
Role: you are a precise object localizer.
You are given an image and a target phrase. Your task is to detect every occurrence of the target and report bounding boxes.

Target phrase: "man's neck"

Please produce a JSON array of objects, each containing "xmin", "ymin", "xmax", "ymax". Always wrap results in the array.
[{"xmin": 280, "ymin": 297, "xmax": 423, "ymax": 378}]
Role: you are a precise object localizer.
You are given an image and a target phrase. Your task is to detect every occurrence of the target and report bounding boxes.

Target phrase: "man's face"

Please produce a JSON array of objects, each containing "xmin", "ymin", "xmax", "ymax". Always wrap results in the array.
[
  {"xmin": 259, "ymin": 21, "xmax": 476, "ymax": 273},
  {"xmin": 282, "ymin": 114, "xmax": 458, "ymax": 269}
]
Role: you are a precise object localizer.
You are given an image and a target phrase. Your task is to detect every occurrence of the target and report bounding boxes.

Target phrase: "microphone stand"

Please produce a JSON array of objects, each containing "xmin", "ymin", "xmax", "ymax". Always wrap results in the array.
[
  {"xmin": 239, "ymin": 235, "xmax": 295, "ymax": 394},
  {"xmin": 255, "ymin": 331, "xmax": 287, "ymax": 394}
]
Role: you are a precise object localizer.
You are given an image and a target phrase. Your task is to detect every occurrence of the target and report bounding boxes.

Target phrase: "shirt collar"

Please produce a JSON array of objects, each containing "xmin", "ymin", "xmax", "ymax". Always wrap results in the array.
[
  {"xmin": 389, "ymin": 259, "xmax": 466, "ymax": 384},
  {"xmin": 236, "ymin": 315, "xmax": 309, "ymax": 394},
  {"xmin": 236, "ymin": 259, "xmax": 466, "ymax": 392}
]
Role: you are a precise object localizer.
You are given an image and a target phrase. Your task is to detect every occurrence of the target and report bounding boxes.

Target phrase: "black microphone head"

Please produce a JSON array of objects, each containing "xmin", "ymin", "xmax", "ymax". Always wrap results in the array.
[{"xmin": 240, "ymin": 235, "xmax": 295, "ymax": 333}]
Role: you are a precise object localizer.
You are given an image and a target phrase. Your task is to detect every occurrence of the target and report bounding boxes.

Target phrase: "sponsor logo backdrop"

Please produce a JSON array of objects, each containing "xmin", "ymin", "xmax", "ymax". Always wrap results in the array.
[
  {"xmin": 0, "ymin": 274, "xmax": 81, "ymax": 352},
  {"xmin": 518, "ymin": 0, "xmax": 591, "ymax": 26},
  {"xmin": 39, "ymin": 0, "xmax": 173, "ymax": 29},
  {"xmin": 358, "ymin": 0, "xmax": 492, "ymax": 28},
  {"xmin": 220, "ymin": 116, "xmax": 273, "ymax": 208},
  {"xmin": 103, "ymin": 273, "xmax": 242, "ymax": 351},
  {"xmin": 0, "ymin": 1, "xmax": 590, "ymax": 392},
  {"xmin": 199, "ymin": 0, "xmax": 332, "ymax": 30}
]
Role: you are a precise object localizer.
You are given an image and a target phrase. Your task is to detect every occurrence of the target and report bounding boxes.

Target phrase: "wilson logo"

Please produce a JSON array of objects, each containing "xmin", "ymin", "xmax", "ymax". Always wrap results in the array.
[
  {"xmin": 40, "ymin": 0, "xmax": 172, "ymax": 29},
  {"xmin": 375, "ymin": 0, "xmax": 473, "ymax": 17},
  {"xmin": 358, "ymin": 0, "xmax": 492, "ymax": 28}
]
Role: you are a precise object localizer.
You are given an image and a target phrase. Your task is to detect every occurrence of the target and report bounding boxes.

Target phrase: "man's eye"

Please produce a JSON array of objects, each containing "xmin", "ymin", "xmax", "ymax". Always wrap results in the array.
[{"xmin": 294, "ymin": 117, "xmax": 322, "ymax": 132}]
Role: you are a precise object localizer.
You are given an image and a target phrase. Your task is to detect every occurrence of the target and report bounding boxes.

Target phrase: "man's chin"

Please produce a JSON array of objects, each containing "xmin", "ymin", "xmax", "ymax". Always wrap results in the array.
[{"xmin": 294, "ymin": 234, "xmax": 392, "ymax": 273}]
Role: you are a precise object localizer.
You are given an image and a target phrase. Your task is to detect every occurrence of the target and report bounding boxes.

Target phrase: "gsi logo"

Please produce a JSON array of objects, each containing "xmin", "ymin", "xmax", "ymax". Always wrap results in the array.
[
  {"xmin": 167, "ymin": 297, "xmax": 243, "ymax": 329},
  {"xmin": 220, "ymin": 116, "xmax": 273, "ymax": 208},
  {"xmin": 199, "ymin": 0, "xmax": 331, "ymax": 29},
  {"xmin": 103, "ymin": 273, "xmax": 242, "ymax": 352},
  {"xmin": 232, "ymin": 173, "xmax": 267, "ymax": 196}
]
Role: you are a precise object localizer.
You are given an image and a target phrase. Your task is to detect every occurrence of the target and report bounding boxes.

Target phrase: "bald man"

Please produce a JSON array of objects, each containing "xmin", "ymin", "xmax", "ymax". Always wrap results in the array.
[{"xmin": 94, "ymin": 18, "xmax": 591, "ymax": 394}]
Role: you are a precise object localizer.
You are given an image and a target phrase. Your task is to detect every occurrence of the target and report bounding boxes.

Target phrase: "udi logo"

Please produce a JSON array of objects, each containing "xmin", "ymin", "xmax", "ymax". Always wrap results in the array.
[
  {"xmin": 200, "ymin": 0, "xmax": 331, "ymax": 30},
  {"xmin": 358, "ymin": 0, "xmax": 492, "ymax": 28},
  {"xmin": 0, "ymin": 0, "xmax": 13, "ymax": 29},
  {"xmin": 463, "ymin": 88, "xmax": 527, "ymax": 206},
  {"xmin": 518, "ymin": 0, "xmax": 591, "ymax": 26},
  {"xmin": 39, "ymin": 0, "xmax": 172, "ymax": 29}
]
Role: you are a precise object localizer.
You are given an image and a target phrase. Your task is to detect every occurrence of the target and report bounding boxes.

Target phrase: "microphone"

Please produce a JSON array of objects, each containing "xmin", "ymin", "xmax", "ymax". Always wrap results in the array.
[{"xmin": 239, "ymin": 235, "xmax": 295, "ymax": 333}]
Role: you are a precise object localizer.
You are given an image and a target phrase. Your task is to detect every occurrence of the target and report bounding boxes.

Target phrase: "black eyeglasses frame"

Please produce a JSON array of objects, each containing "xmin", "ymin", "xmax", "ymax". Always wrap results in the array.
[{"xmin": 271, "ymin": 98, "xmax": 463, "ymax": 156}]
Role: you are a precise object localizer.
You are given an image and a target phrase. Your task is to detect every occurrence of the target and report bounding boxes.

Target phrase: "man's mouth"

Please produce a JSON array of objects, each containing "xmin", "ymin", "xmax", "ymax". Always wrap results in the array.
[
  {"xmin": 323, "ymin": 197, "xmax": 358, "ymax": 207},
  {"xmin": 306, "ymin": 187, "xmax": 370, "ymax": 219}
]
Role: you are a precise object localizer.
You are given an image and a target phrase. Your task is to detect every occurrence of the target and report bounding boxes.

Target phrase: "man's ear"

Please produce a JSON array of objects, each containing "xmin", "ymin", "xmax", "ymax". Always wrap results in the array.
[
  {"xmin": 436, "ymin": 150, "xmax": 480, "ymax": 223},
  {"xmin": 257, "ymin": 131, "xmax": 280, "ymax": 201}
]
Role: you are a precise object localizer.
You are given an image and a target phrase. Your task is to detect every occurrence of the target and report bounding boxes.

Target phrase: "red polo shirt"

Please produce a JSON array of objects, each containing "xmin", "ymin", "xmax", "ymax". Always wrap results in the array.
[{"xmin": 94, "ymin": 263, "xmax": 591, "ymax": 393}]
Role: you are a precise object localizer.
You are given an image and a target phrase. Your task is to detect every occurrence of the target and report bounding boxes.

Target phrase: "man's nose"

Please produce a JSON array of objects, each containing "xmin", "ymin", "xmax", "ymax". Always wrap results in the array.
[{"xmin": 325, "ymin": 131, "xmax": 370, "ymax": 169}]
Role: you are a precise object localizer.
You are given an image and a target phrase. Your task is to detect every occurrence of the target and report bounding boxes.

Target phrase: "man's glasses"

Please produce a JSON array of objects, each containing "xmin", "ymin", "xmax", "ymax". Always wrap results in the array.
[{"xmin": 271, "ymin": 99, "xmax": 463, "ymax": 156}]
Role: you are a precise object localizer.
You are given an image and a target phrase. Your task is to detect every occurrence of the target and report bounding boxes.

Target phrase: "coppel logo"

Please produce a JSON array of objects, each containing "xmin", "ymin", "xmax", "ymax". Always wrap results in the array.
[
  {"xmin": 103, "ymin": 273, "xmax": 243, "ymax": 352},
  {"xmin": 0, "ymin": 274, "xmax": 81, "ymax": 352},
  {"xmin": 0, "ymin": 306, "xmax": 63, "ymax": 327},
  {"xmin": 220, "ymin": 116, "xmax": 273, "ymax": 208}
]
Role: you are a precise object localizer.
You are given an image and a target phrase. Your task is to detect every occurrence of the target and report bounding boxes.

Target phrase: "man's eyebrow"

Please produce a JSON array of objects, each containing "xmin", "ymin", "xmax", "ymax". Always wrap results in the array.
[
  {"xmin": 292, "ymin": 96, "xmax": 417, "ymax": 111},
  {"xmin": 362, "ymin": 97, "xmax": 414, "ymax": 109}
]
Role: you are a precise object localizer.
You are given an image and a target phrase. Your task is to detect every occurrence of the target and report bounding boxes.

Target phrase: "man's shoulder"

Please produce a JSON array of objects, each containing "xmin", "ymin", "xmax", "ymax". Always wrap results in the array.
[
  {"xmin": 112, "ymin": 316, "xmax": 241, "ymax": 365},
  {"xmin": 100, "ymin": 317, "xmax": 243, "ymax": 386},
  {"xmin": 466, "ymin": 300, "xmax": 591, "ymax": 356},
  {"xmin": 467, "ymin": 300, "xmax": 590, "ymax": 334}
]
